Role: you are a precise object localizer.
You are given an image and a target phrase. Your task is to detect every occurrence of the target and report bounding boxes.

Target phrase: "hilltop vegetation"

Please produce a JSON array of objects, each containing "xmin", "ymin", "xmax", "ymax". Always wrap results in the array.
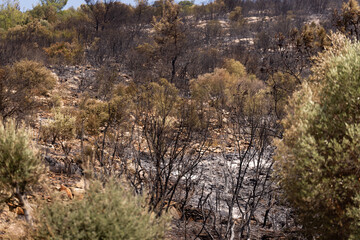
[{"xmin": 1, "ymin": 0, "xmax": 360, "ymax": 239}]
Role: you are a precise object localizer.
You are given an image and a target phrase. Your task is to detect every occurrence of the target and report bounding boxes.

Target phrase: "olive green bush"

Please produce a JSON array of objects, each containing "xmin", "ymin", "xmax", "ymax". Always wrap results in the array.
[
  {"xmin": 0, "ymin": 119, "xmax": 43, "ymax": 224},
  {"xmin": 35, "ymin": 180, "xmax": 167, "ymax": 240},
  {"xmin": 41, "ymin": 109, "xmax": 76, "ymax": 160},
  {"xmin": 1, "ymin": 22, "xmax": 54, "ymax": 63},
  {"xmin": 0, "ymin": 1, "xmax": 27, "ymax": 30},
  {"xmin": 274, "ymin": 34, "xmax": 360, "ymax": 239},
  {"xmin": 41, "ymin": 109, "xmax": 76, "ymax": 145},
  {"xmin": 0, "ymin": 119, "xmax": 42, "ymax": 194},
  {"xmin": 190, "ymin": 59, "xmax": 267, "ymax": 126}
]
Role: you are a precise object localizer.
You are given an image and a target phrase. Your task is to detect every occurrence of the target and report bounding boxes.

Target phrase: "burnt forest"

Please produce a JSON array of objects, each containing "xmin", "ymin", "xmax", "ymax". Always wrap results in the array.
[{"xmin": 1, "ymin": 0, "xmax": 360, "ymax": 239}]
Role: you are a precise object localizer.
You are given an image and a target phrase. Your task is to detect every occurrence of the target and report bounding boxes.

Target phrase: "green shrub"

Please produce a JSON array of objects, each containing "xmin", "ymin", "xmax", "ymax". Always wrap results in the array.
[
  {"xmin": 0, "ymin": 119, "xmax": 42, "ymax": 194},
  {"xmin": 0, "ymin": 119, "xmax": 43, "ymax": 224},
  {"xmin": 274, "ymin": 34, "xmax": 360, "ymax": 239},
  {"xmin": 229, "ymin": 6, "xmax": 244, "ymax": 23},
  {"xmin": 41, "ymin": 109, "xmax": 76, "ymax": 145},
  {"xmin": 5, "ymin": 21, "xmax": 53, "ymax": 49},
  {"xmin": 77, "ymin": 86, "xmax": 132, "ymax": 138},
  {"xmin": 34, "ymin": 180, "xmax": 167, "ymax": 240},
  {"xmin": 190, "ymin": 59, "xmax": 268, "ymax": 126},
  {"xmin": 48, "ymin": 93, "xmax": 62, "ymax": 108},
  {"xmin": 0, "ymin": 1, "xmax": 27, "ymax": 30},
  {"xmin": 41, "ymin": 109, "xmax": 76, "ymax": 159}
]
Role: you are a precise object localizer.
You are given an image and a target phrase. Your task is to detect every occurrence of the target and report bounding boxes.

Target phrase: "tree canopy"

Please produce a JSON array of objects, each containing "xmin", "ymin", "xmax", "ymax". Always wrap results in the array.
[{"xmin": 274, "ymin": 34, "xmax": 360, "ymax": 239}]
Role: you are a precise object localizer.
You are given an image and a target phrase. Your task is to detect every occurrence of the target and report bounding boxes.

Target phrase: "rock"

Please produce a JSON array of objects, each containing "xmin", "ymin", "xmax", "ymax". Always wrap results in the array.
[
  {"xmin": 59, "ymin": 184, "xmax": 73, "ymax": 200},
  {"xmin": 75, "ymin": 178, "xmax": 86, "ymax": 189},
  {"xmin": 168, "ymin": 206, "xmax": 182, "ymax": 220},
  {"xmin": 70, "ymin": 187, "xmax": 85, "ymax": 200},
  {"xmin": 15, "ymin": 207, "xmax": 24, "ymax": 215},
  {"xmin": 198, "ymin": 233, "xmax": 212, "ymax": 240},
  {"xmin": 213, "ymin": 148, "xmax": 222, "ymax": 153},
  {"xmin": 44, "ymin": 156, "xmax": 83, "ymax": 175}
]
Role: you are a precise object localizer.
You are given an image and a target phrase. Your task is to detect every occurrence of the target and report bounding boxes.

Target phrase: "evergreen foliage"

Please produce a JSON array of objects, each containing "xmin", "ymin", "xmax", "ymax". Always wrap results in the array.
[
  {"xmin": 40, "ymin": 0, "xmax": 68, "ymax": 11},
  {"xmin": 0, "ymin": 0, "xmax": 26, "ymax": 30},
  {"xmin": 190, "ymin": 59, "xmax": 268, "ymax": 126},
  {"xmin": 0, "ymin": 119, "xmax": 42, "ymax": 194},
  {"xmin": 274, "ymin": 34, "xmax": 360, "ymax": 239},
  {"xmin": 34, "ymin": 180, "xmax": 167, "ymax": 240},
  {"xmin": 8, "ymin": 60, "xmax": 56, "ymax": 96}
]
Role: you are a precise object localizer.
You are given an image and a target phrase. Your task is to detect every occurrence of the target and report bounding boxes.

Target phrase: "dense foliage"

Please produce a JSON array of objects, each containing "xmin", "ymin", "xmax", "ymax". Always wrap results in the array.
[
  {"xmin": 274, "ymin": 34, "xmax": 360, "ymax": 239},
  {"xmin": 0, "ymin": 119, "xmax": 42, "ymax": 194},
  {"xmin": 0, "ymin": 119, "xmax": 43, "ymax": 224},
  {"xmin": 35, "ymin": 180, "xmax": 167, "ymax": 240}
]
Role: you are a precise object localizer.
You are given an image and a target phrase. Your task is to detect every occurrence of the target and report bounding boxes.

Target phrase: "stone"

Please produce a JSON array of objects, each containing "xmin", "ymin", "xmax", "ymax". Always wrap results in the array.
[
  {"xmin": 15, "ymin": 207, "xmax": 24, "ymax": 215},
  {"xmin": 60, "ymin": 184, "xmax": 73, "ymax": 200}
]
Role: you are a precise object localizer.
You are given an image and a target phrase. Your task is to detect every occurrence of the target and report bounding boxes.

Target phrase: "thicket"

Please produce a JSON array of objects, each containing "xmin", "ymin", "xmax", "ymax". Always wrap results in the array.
[
  {"xmin": 34, "ymin": 180, "xmax": 168, "ymax": 240},
  {"xmin": 274, "ymin": 34, "xmax": 360, "ymax": 239}
]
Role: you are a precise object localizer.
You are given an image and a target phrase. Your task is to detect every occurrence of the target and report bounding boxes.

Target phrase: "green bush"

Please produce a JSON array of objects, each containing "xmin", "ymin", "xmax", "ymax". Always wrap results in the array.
[
  {"xmin": 41, "ymin": 109, "xmax": 76, "ymax": 145},
  {"xmin": 0, "ymin": 119, "xmax": 43, "ymax": 224},
  {"xmin": 0, "ymin": 119, "xmax": 42, "ymax": 194},
  {"xmin": 0, "ymin": 1, "xmax": 27, "ymax": 30},
  {"xmin": 190, "ymin": 59, "xmax": 268, "ymax": 126},
  {"xmin": 274, "ymin": 34, "xmax": 360, "ymax": 239},
  {"xmin": 34, "ymin": 180, "xmax": 167, "ymax": 240}
]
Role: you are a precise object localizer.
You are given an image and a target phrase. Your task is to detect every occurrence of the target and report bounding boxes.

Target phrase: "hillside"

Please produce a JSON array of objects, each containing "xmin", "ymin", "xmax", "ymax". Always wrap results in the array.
[{"xmin": 0, "ymin": 0, "xmax": 359, "ymax": 239}]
